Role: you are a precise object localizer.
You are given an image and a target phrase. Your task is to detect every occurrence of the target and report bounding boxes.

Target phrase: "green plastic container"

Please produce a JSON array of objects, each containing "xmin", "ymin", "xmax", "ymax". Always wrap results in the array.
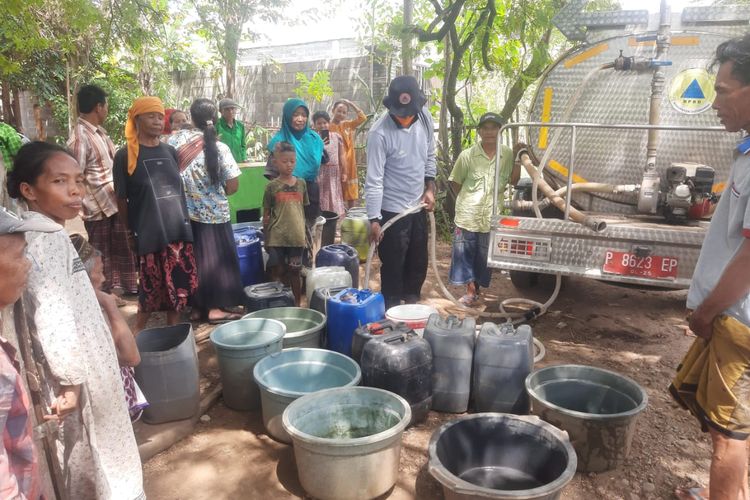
[
  {"xmin": 341, "ymin": 208, "xmax": 370, "ymax": 262},
  {"xmin": 209, "ymin": 318, "xmax": 286, "ymax": 411},
  {"xmin": 228, "ymin": 163, "xmax": 268, "ymax": 223},
  {"xmin": 243, "ymin": 307, "xmax": 326, "ymax": 348}
]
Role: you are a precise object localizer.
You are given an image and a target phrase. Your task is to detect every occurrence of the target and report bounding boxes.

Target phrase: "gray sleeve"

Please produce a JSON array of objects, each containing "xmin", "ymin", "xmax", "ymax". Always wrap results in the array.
[
  {"xmin": 365, "ymin": 130, "xmax": 386, "ymax": 219},
  {"xmin": 422, "ymin": 107, "xmax": 437, "ymax": 179}
]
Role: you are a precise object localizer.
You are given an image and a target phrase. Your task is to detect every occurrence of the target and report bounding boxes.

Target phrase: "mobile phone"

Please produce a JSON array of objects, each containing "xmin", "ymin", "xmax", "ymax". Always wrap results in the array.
[{"xmin": 319, "ymin": 129, "xmax": 330, "ymax": 142}]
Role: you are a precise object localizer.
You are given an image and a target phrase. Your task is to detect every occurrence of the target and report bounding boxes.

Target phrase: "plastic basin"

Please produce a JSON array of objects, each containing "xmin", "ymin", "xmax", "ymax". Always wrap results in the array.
[
  {"xmin": 243, "ymin": 307, "xmax": 326, "ymax": 348},
  {"xmin": 428, "ymin": 413, "xmax": 577, "ymax": 500},
  {"xmin": 134, "ymin": 323, "xmax": 200, "ymax": 424},
  {"xmin": 282, "ymin": 387, "xmax": 411, "ymax": 500},
  {"xmin": 385, "ymin": 304, "xmax": 438, "ymax": 336},
  {"xmin": 209, "ymin": 318, "xmax": 286, "ymax": 411},
  {"xmin": 525, "ymin": 364, "xmax": 648, "ymax": 472},
  {"xmin": 253, "ymin": 348, "xmax": 361, "ymax": 442}
]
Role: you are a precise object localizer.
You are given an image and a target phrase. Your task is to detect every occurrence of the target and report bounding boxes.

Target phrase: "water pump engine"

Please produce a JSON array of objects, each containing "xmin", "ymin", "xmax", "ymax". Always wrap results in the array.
[{"xmin": 664, "ymin": 162, "xmax": 715, "ymax": 220}]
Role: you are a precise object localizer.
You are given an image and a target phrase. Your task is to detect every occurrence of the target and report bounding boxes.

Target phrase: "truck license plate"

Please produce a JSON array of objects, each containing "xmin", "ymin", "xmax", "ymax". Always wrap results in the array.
[{"xmin": 602, "ymin": 251, "xmax": 678, "ymax": 280}]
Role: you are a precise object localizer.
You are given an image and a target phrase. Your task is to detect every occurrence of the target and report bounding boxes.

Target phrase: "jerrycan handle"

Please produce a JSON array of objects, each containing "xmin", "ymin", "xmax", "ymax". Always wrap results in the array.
[
  {"xmin": 252, "ymin": 282, "xmax": 283, "ymax": 293},
  {"xmin": 367, "ymin": 319, "xmax": 397, "ymax": 336},
  {"xmin": 444, "ymin": 315, "xmax": 460, "ymax": 328},
  {"xmin": 379, "ymin": 330, "xmax": 411, "ymax": 344}
]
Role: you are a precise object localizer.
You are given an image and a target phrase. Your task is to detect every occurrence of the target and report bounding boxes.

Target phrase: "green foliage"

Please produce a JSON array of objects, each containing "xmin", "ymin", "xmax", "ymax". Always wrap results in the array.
[
  {"xmin": 244, "ymin": 123, "xmax": 273, "ymax": 162},
  {"xmin": 189, "ymin": 0, "xmax": 292, "ymax": 96},
  {"xmin": 294, "ymin": 71, "xmax": 334, "ymax": 104}
]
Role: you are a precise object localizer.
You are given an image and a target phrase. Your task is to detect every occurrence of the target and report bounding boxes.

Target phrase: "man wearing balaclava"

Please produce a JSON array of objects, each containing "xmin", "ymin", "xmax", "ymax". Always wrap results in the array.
[{"xmin": 365, "ymin": 75, "xmax": 437, "ymax": 310}]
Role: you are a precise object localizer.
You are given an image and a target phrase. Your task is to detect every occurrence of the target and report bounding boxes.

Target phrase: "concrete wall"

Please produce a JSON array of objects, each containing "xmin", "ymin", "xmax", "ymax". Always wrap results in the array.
[
  {"xmin": 16, "ymin": 91, "xmax": 63, "ymax": 141},
  {"xmin": 173, "ymin": 38, "xmax": 410, "ymax": 127}
]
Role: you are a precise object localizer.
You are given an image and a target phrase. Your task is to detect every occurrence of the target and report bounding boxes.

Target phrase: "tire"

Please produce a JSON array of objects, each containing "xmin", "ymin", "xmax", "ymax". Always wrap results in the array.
[
  {"xmin": 509, "ymin": 270, "xmax": 563, "ymax": 292},
  {"xmin": 509, "ymin": 270, "xmax": 540, "ymax": 289}
]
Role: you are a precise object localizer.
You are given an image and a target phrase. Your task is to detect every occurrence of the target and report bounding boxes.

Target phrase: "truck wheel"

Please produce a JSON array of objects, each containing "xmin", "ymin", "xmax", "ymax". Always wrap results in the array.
[
  {"xmin": 509, "ymin": 270, "xmax": 540, "ymax": 289},
  {"xmin": 509, "ymin": 270, "xmax": 562, "ymax": 292}
]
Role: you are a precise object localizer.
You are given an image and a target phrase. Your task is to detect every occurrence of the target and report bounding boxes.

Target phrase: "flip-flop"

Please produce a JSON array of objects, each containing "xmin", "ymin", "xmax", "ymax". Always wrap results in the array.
[
  {"xmin": 208, "ymin": 313, "xmax": 242, "ymax": 325},
  {"xmin": 675, "ymin": 486, "xmax": 708, "ymax": 500}
]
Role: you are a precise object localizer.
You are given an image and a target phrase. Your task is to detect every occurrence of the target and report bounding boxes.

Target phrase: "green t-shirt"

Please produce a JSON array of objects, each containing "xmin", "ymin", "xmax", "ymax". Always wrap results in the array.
[
  {"xmin": 449, "ymin": 142, "xmax": 513, "ymax": 233},
  {"xmin": 0, "ymin": 123, "xmax": 22, "ymax": 170},
  {"xmin": 263, "ymin": 178, "xmax": 309, "ymax": 247},
  {"xmin": 216, "ymin": 117, "xmax": 247, "ymax": 163}
]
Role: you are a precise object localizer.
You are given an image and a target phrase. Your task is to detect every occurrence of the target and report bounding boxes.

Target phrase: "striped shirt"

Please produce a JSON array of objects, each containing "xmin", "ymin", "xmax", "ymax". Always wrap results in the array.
[
  {"xmin": 67, "ymin": 117, "xmax": 118, "ymax": 221},
  {"xmin": 0, "ymin": 336, "xmax": 40, "ymax": 499}
]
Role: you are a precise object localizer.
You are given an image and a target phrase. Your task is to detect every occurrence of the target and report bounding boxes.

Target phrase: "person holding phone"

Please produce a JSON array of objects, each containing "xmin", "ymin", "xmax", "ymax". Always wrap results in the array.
[{"xmin": 312, "ymin": 111, "xmax": 346, "ymax": 217}]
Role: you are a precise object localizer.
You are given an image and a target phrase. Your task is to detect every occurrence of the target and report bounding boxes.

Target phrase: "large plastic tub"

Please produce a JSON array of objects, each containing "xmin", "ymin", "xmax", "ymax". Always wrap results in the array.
[
  {"xmin": 253, "ymin": 348, "xmax": 361, "ymax": 442},
  {"xmin": 210, "ymin": 318, "xmax": 286, "ymax": 411},
  {"xmin": 428, "ymin": 413, "xmax": 577, "ymax": 500},
  {"xmin": 525, "ymin": 364, "xmax": 648, "ymax": 472},
  {"xmin": 282, "ymin": 387, "xmax": 411, "ymax": 500},
  {"xmin": 243, "ymin": 307, "xmax": 326, "ymax": 348},
  {"xmin": 134, "ymin": 323, "xmax": 200, "ymax": 424},
  {"xmin": 385, "ymin": 304, "xmax": 438, "ymax": 336}
]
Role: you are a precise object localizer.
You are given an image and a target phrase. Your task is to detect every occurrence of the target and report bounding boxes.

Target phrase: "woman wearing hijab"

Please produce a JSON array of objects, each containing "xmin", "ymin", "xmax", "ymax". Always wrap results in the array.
[
  {"xmin": 113, "ymin": 96, "xmax": 198, "ymax": 332},
  {"xmin": 266, "ymin": 98, "xmax": 325, "ymax": 224}
]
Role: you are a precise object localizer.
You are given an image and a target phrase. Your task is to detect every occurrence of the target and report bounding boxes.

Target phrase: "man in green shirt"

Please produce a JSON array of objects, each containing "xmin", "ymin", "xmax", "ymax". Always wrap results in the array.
[
  {"xmin": 216, "ymin": 98, "xmax": 247, "ymax": 163},
  {"xmin": 448, "ymin": 112, "xmax": 520, "ymax": 305},
  {"xmin": 0, "ymin": 122, "xmax": 22, "ymax": 170}
]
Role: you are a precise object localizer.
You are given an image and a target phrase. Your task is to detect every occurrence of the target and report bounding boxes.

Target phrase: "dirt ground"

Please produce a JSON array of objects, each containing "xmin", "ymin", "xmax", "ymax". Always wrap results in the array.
[{"xmin": 135, "ymin": 240, "xmax": 711, "ymax": 500}]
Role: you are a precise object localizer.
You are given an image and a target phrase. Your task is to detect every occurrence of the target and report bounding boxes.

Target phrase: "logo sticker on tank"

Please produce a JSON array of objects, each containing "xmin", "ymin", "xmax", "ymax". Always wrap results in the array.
[{"xmin": 669, "ymin": 69, "xmax": 716, "ymax": 114}]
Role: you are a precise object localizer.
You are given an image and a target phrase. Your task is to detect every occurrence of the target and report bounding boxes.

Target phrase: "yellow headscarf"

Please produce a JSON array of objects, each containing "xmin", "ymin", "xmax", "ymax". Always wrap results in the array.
[{"xmin": 125, "ymin": 96, "xmax": 165, "ymax": 175}]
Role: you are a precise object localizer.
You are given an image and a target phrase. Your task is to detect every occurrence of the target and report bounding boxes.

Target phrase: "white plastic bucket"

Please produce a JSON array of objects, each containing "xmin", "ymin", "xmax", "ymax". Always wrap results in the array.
[{"xmin": 385, "ymin": 304, "xmax": 438, "ymax": 336}]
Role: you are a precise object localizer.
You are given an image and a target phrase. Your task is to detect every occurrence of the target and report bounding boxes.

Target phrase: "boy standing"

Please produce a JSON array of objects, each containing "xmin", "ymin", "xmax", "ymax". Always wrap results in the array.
[
  {"xmin": 263, "ymin": 142, "xmax": 309, "ymax": 305},
  {"xmin": 449, "ymin": 112, "xmax": 520, "ymax": 305}
]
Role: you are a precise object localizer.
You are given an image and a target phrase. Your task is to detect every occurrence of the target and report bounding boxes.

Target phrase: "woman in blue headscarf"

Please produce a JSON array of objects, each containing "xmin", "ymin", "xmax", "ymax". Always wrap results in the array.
[{"xmin": 266, "ymin": 98, "xmax": 325, "ymax": 224}]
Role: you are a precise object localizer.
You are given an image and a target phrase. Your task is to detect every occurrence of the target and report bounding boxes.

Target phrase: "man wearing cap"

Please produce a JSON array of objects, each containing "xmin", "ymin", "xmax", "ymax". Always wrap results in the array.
[
  {"xmin": 0, "ymin": 207, "xmax": 61, "ymax": 499},
  {"xmin": 216, "ymin": 98, "xmax": 247, "ymax": 163},
  {"xmin": 448, "ymin": 112, "xmax": 519, "ymax": 305},
  {"xmin": 366, "ymin": 75, "xmax": 436, "ymax": 309}
]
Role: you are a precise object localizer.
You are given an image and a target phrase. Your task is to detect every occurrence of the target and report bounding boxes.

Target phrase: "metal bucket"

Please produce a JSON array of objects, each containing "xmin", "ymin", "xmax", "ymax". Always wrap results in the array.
[
  {"xmin": 209, "ymin": 318, "xmax": 286, "ymax": 411},
  {"xmin": 282, "ymin": 387, "xmax": 411, "ymax": 500},
  {"xmin": 253, "ymin": 348, "xmax": 361, "ymax": 442},
  {"xmin": 525, "ymin": 364, "xmax": 648, "ymax": 472},
  {"xmin": 428, "ymin": 413, "xmax": 576, "ymax": 500},
  {"xmin": 243, "ymin": 307, "xmax": 326, "ymax": 348}
]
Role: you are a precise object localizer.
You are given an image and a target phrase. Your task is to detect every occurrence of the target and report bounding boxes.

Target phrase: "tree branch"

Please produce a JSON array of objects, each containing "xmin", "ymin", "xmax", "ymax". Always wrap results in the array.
[
  {"xmin": 481, "ymin": 0, "xmax": 496, "ymax": 71},
  {"xmin": 414, "ymin": 0, "xmax": 467, "ymax": 42}
]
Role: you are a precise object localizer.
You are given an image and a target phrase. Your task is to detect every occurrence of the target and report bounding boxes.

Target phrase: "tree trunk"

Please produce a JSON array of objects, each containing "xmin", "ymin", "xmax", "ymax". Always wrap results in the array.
[
  {"xmin": 1, "ymin": 82, "xmax": 13, "ymax": 125},
  {"xmin": 439, "ymin": 34, "xmax": 457, "ymax": 222},
  {"xmin": 402, "ymin": 0, "xmax": 414, "ymax": 75},
  {"xmin": 224, "ymin": 22, "xmax": 241, "ymax": 98}
]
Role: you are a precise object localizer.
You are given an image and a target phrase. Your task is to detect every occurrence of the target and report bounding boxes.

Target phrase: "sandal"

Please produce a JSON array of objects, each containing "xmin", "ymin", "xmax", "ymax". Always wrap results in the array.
[
  {"xmin": 459, "ymin": 294, "xmax": 478, "ymax": 306},
  {"xmin": 208, "ymin": 312, "xmax": 242, "ymax": 325},
  {"xmin": 675, "ymin": 486, "xmax": 708, "ymax": 500}
]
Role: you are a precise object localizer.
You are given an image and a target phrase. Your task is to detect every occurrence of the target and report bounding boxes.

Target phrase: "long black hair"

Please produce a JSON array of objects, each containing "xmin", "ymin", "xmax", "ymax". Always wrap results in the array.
[
  {"xmin": 190, "ymin": 98, "xmax": 221, "ymax": 185},
  {"xmin": 7, "ymin": 142, "xmax": 74, "ymax": 199}
]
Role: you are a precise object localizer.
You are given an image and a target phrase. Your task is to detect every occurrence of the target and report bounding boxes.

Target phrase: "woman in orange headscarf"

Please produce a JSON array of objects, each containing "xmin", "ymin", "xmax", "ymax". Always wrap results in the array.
[{"xmin": 112, "ymin": 96, "xmax": 198, "ymax": 332}]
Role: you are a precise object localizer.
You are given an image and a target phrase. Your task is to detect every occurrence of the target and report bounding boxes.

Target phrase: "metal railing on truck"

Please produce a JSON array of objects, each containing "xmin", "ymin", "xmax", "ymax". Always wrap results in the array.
[{"xmin": 492, "ymin": 122, "xmax": 729, "ymax": 221}]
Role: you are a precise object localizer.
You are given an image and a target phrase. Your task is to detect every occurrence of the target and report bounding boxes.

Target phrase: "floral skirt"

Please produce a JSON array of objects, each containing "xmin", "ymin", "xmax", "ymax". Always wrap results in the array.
[{"xmin": 138, "ymin": 241, "xmax": 198, "ymax": 313}]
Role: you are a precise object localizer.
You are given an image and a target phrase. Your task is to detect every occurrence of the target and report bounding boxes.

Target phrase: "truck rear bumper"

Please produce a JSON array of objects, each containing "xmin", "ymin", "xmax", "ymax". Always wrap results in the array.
[{"xmin": 487, "ymin": 215, "xmax": 709, "ymax": 289}]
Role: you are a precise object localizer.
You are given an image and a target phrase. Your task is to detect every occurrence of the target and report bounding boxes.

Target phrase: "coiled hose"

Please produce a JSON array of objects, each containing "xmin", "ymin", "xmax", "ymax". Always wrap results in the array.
[{"xmin": 363, "ymin": 204, "xmax": 549, "ymax": 363}]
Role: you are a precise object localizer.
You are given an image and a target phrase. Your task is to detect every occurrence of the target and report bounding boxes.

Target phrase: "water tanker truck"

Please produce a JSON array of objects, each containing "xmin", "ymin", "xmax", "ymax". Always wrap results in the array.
[{"xmin": 489, "ymin": 0, "xmax": 750, "ymax": 289}]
